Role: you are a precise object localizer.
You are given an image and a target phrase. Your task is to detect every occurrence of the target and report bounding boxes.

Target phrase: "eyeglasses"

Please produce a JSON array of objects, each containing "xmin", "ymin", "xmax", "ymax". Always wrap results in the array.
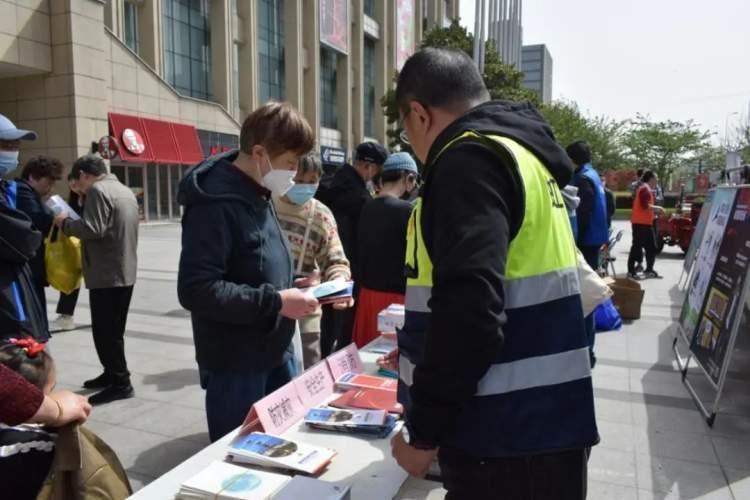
[{"xmin": 398, "ymin": 109, "xmax": 411, "ymax": 145}]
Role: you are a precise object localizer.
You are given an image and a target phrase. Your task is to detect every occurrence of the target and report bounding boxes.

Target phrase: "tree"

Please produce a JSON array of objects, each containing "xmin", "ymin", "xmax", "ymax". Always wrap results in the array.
[
  {"xmin": 381, "ymin": 19, "xmax": 538, "ymax": 151},
  {"xmin": 622, "ymin": 115, "xmax": 712, "ymax": 185},
  {"xmin": 540, "ymin": 100, "xmax": 628, "ymax": 172}
]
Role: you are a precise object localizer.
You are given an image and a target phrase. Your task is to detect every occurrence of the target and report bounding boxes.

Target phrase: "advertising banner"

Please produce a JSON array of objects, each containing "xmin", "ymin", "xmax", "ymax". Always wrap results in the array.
[
  {"xmin": 320, "ymin": 0, "xmax": 349, "ymax": 54},
  {"xmin": 683, "ymin": 190, "xmax": 714, "ymax": 274},
  {"xmin": 396, "ymin": 0, "xmax": 415, "ymax": 70}
]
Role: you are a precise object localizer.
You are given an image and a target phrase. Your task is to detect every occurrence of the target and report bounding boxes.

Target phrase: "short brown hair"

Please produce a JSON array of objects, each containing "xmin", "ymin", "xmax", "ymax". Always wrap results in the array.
[
  {"xmin": 21, "ymin": 156, "xmax": 64, "ymax": 181},
  {"xmin": 240, "ymin": 102, "xmax": 315, "ymax": 157}
]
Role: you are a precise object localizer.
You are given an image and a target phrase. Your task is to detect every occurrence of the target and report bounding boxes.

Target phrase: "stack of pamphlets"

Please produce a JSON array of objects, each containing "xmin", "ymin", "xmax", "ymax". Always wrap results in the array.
[
  {"xmin": 177, "ymin": 461, "xmax": 290, "ymax": 499},
  {"xmin": 301, "ymin": 280, "xmax": 354, "ymax": 305},
  {"xmin": 377, "ymin": 304, "xmax": 405, "ymax": 333},
  {"xmin": 335, "ymin": 372, "xmax": 397, "ymax": 393},
  {"xmin": 227, "ymin": 433, "xmax": 335, "ymax": 475},
  {"xmin": 273, "ymin": 476, "xmax": 351, "ymax": 500},
  {"xmin": 328, "ymin": 388, "xmax": 403, "ymax": 415},
  {"xmin": 304, "ymin": 407, "xmax": 398, "ymax": 438}
]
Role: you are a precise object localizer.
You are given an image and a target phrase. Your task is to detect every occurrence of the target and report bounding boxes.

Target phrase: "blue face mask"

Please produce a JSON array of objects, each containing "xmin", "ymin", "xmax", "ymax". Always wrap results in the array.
[
  {"xmin": 0, "ymin": 151, "xmax": 19, "ymax": 177},
  {"xmin": 286, "ymin": 183, "xmax": 319, "ymax": 205}
]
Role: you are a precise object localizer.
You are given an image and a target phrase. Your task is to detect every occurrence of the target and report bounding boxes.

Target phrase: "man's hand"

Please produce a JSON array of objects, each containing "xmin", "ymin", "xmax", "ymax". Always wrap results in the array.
[
  {"xmin": 279, "ymin": 288, "xmax": 319, "ymax": 320},
  {"xmin": 53, "ymin": 211, "xmax": 67, "ymax": 229},
  {"xmin": 391, "ymin": 431, "xmax": 437, "ymax": 478},
  {"xmin": 332, "ymin": 297, "xmax": 355, "ymax": 310},
  {"xmin": 377, "ymin": 348, "xmax": 399, "ymax": 372}
]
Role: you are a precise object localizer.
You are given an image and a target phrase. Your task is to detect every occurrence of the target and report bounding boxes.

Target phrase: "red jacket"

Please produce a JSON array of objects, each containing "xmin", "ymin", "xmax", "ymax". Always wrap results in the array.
[{"xmin": 0, "ymin": 363, "xmax": 43, "ymax": 425}]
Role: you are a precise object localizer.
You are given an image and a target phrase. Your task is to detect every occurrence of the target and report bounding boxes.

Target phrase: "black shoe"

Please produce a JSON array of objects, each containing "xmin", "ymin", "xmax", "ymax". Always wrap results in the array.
[
  {"xmin": 83, "ymin": 373, "xmax": 113, "ymax": 389},
  {"xmin": 635, "ymin": 264, "xmax": 645, "ymax": 273},
  {"xmin": 643, "ymin": 270, "xmax": 663, "ymax": 280},
  {"xmin": 627, "ymin": 272, "xmax": 643, "ymax": 281},
  {"xmin": 89, "ymin": 384, "xmax": 134, "ymax": 405}
]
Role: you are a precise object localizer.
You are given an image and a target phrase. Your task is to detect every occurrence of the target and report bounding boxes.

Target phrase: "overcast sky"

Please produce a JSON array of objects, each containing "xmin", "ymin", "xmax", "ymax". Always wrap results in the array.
[{"xmin": 459, "ymin": 0, "xmax": 750, "ymax": 144}]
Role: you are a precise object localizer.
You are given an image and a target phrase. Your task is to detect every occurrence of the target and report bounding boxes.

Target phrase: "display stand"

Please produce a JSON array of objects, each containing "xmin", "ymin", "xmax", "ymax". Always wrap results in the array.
[{"xmin": 672, "ymin": 185, "xmax": 750, "ymax": 426}]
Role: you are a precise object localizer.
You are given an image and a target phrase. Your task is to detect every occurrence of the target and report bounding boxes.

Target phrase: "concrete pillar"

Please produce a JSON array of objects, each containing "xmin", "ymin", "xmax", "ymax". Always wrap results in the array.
[
  {"xmin": 302, "ymin": 0, "xmax": 321, "ymax": 147},
  {"xmin": 351, "ymin": 0, "xmax": 364, "ymax": 144},
  {"xmin": 414, "ymin": 0, "xmax": 423, "ymax": 44},
  {"xmin": 284, "ymin": 0, "xmax": 304, "ymax": 111},
  {"xmin": 237, "ymin": 0, "xmax": 259, "ymax": 117},
  {"xmin": 336, "ymin": 46, "xmax": 352, "ymax": 155},
  {"xmin": 138, "ymin": 0, "xmax": 161, "ymax": 72},
  {"xmin": 373, "ymin": 0, "xmax": 389, "ymax": 146},
  {"xmin": 210, "ymin": 0, "xmax": 231, "ymax": 109}
]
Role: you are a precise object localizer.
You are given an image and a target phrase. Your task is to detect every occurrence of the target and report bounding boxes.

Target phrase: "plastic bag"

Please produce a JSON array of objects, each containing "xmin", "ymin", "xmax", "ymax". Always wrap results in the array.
[
  {"xmin": 594, "ymin": 298, "xmax": 623, "ymax": 332},
  {"xmin": 45, "ymin": 227, "xmax": 82, "ymax": 294}
]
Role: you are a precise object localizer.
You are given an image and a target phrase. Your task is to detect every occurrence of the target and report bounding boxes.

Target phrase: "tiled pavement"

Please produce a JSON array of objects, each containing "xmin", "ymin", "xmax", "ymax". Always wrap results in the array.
[{"xmin": 46, "ymin": 222, "xmax": 750, "ymax": 499}]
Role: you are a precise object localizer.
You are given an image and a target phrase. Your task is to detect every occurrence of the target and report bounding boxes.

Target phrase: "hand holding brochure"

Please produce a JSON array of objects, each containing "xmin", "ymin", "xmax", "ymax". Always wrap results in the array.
[
  {"xmin": 177, "ymin": 461, "xmax": 290, "ymax": 500},
  {"xmin": 301, "ymin": 279, "xmax": 353, "ymax": 305},
  {"xmin": 46, "ymin": 195, "xmax": 80, "ymax": 220},
  {"xmin": 227, "ymin": 432, "xmax": 335, "ymax": 476}
]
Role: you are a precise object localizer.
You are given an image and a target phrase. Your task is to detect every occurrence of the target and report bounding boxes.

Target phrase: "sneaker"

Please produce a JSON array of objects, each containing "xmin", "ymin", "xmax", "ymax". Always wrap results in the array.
[
  {"xmin": 627, "ymin": 272, "xmax": 643, "ymax": 281},
  {"xmin": 83, "ymin": 372, "xmax": 113, "ymax": 389},
  {"xmin": 635, "ymin": 264, "xmax": 645, "ymax": 273},
  {"xmin": 51, "ymin": 315, "xmax": 75, "ymax": 332},
  {"xmin": 643, "ymin": 270, "xmax": 663, "ymax": 280},
  {"xmin": 89, "ymin": 384, "xmax": 134, "ymax": 406}
]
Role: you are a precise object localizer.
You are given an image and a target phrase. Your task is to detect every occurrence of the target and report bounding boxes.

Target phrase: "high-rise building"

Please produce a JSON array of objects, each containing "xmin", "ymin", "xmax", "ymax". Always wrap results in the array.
[
  {"xmin": 0, "ymin": 0, "xmax": 458, "ymax": 222},
  {"xmin": 521, "ymin": 44, "xmax": 553, "ymax": 104},
  {"xmin": 487, "ymin": 0, "xmax": 523, "ymax": 67}
]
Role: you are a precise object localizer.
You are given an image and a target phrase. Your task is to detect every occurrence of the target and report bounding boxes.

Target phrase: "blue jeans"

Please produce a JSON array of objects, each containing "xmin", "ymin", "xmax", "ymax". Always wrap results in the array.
[{"xmin": 199, "ymin": 359, "xmax": 296, "ymax": 442}]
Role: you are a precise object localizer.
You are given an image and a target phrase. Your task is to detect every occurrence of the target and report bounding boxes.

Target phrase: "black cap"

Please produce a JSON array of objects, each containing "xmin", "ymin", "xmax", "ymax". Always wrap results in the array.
[{"xmin": 354, "ymin": 142, "xmax": 388, "ymax": 166}]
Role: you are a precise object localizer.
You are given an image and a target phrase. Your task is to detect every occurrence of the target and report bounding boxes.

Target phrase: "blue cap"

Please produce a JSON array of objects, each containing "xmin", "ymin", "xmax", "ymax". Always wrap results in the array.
[
  {"xmin": 0, "ymin": 114, "xmax": 37, "ymax": 141},
  {"xmin": 382, "ymin": 152, "xmax": 418, "ymax": 174}
]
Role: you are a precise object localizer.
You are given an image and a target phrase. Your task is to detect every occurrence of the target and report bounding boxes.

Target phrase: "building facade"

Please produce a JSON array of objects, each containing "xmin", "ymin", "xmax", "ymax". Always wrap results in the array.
[
  {"xmin": 487, "ymin": 0, "xmax": 522, "ymax": 67},
  {"xmin": 521, "ymin": 43, "xmax": 553, "ymax": 104},
  {"xmin": 0, "ymin": 0, "xmax": 458, "ymax": 221}
]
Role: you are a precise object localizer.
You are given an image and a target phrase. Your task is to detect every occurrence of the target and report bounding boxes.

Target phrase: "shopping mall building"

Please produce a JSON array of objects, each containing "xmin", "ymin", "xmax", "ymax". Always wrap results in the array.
[{"xmin": 0, "ymin": 0, "xmax": 458, "ymax": 221}]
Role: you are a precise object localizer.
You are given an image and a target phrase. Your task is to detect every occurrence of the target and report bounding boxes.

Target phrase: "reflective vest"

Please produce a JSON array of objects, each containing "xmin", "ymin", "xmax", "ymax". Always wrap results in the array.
[
  {"xmin": 575, "ymin": 164, "xmax": 609, "ymax": 246},
  {"xmin": 631, "ymin": 184, "xmax": 655, "ymax": 225},
  {"xmin": 399, "ymin": 132, "xmax": 598, "ymax": 457}
]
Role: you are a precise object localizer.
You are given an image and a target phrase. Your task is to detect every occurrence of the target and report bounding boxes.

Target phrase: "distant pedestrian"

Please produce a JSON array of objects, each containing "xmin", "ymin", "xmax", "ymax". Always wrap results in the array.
[
  {"xmin": 51, "ymin": 174, "xmax": 85, "ymax": 333},
  {"xmin": 274, "ymin": 154, "xmax": 352, "ymax": 368},
  {"xmin": 628, "ymin": 170, "xmax": 665, "ymax": 280},
  {"xmin": 352, "ymin": 152, "xmax": 418, "ymax": 347},
  {"xmin": 601, "ymin": 176, "xmax": 615, "ymax": 229},
  {"xmin": 316, "ymin": 142, "xmax": 388, "ymax": 353},
  {"xmin": 178, "ymin": 102, "xmax": 318, "ymax": 442},
  {"xmin": 55, "ymin": 155, "xmax": 140, "ymax": 405},
  {"xmin": 14, "ymin": 156, "xmax": 64, "ymax": 332}
]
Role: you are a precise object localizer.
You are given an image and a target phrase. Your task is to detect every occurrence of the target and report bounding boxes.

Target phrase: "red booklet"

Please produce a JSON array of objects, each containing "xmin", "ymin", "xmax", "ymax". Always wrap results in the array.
[
  {"xmin": 329, "ymin": 388, "xmax": 403, "ymax": 415},
  {"xmin": 335, "ymin": 372, "xmax": 398, "ymax": 393}
]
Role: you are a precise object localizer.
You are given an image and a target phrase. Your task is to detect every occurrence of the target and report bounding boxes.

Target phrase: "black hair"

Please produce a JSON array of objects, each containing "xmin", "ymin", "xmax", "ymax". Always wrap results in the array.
[
  {"xmin": 298, "ymin": 154, "xmax": 323, "ymax": 177},
  {"xmin": 565, "ymin": 141, "xmax": 592, "ymax": 167},
  {"xmin": 641, "ymin": 170, "xmax": 656, "ymax": 183},
  {"xmin": 71, "ymin": 154, "xmax": 107, "ymax": 179},
  {"xmin": 0, "ymin": 339, "xmax": 53, "ymax": 390},
  {"xmin": 636, "ymin": 168, "xmax": 644, "ymax": 177},
  {"xmin": 21, "ymin": 156, "xmax": 64, "ymax": 182},
  {"xmin": 395, "ymin": 48, "xmax": 490, "ymax": 113}
]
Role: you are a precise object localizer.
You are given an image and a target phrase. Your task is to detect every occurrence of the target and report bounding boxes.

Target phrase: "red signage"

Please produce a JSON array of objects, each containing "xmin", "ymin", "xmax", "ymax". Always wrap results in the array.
[
  {"xmin": 121, "ymin": 128, "xmax": 146, "ymax": 155},
  {"xmin": 209, "ymin": 144, "xmax": 232, "ymax": 156},
  {"xmin": 98, "ymin": 136, "xmax": 120, "ymax": 160}
]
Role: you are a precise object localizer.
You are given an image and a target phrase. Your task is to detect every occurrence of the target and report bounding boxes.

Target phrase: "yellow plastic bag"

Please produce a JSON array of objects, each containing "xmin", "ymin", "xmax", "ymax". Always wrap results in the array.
[{"xmin": 45, "ymin": 227, "xmax": 82, "ymax": 294}]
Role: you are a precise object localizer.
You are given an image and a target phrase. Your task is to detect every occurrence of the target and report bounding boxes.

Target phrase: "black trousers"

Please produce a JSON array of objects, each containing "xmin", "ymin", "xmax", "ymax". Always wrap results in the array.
[
  {"xmin": 320, "ymin": 303, "xmax": 357, "ymax": 357},
  {"xmin": 89, "ymin": 286, "xmax": 134, "ymax": 386},
  {"xmin": 32, "ymin": 281, "xmax": 49, "ymax": 333},
  {"xmin": 440, "ymin": 449, "xmax": 588, "ymax": 500},
  {"xmin": 628, "ymin": 224, "xmax": 657, "ymax": 274},
  {"xmin": 56, "ymin": 289, "xmax": 80, "ymax": 316}
]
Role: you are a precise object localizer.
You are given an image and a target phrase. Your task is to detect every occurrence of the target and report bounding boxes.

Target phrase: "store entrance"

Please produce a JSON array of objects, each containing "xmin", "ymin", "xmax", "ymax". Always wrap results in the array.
[{"xmin": 111, "ymin": 163, "xmax": 189, "ymax": 222}]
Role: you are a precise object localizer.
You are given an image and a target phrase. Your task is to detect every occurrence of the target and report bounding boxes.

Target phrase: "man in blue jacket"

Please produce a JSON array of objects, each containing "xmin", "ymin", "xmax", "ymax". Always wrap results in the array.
[{"xmin": 178, "ymin": 102, "xmax": 320, "ymax": 442}]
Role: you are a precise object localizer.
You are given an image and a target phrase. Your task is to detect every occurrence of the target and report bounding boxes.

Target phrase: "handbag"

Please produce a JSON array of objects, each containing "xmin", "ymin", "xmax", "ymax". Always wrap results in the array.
[{"xmin": 45, "ymin": 226, "xmax": 82, "ymax": 294}]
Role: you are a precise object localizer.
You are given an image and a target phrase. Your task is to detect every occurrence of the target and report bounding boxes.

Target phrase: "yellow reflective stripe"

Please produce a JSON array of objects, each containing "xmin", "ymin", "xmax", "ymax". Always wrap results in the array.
[
  {"xmin": 399, "ymin": 347, "xmax": 591, "ymax": 395},
  {"xmin": 504, "ymin": 267, "xmax": 579, "ymax": 310},
  {"xmin": 405, "ymin": 285, "xmax": 431, "ymax": 313}
]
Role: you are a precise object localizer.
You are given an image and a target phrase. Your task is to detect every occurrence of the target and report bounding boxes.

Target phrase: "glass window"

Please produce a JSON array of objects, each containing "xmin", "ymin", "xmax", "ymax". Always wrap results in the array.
[
  {"xmin": 128, "ymin": 166, "xmax": 145, "ymax": 221},
  {"xmin": 159, "ymin": 166, "xmax": 171, "ymax": 220},
  {"xmin": 146, "ymin": 164, "xmax": 158, "ymax": 221},
  {"xmin": 163, "ymin": 0, "xmax": 211, "ymax": 101},
  {"xmin": 363, "ymin": 38, "xmax": 376, "ymax": 137},
  {"xmin": 364, "ymin": 0, "xmax": 375, "ymax": 17},
  {"xmin": 124, "ymin": 1, "xmax": 139, "ymax": 53},
  {"xmin": 171, "ymin": 165, "xmax": 184, "ymax": 219},
  {"xmin": 320, "ymin": 47, "xmax": 338, "ymax": 130},
  {"xmin": 258, "ymin": 0, "xmax": 285, "ymax": 103}
]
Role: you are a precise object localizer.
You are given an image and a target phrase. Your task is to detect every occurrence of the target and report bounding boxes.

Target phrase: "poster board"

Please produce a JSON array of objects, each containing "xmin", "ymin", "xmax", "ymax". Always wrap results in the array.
[
  {"xmin": 396, "ymin": 0, "xmax": 416, "ymax": 70},
  {"xmin": 683, "ymin": 190, "xmax": 714, "ymax": 274},
  {"xmin": 687, "ymin": 187, "xmax": 750, "ymax": 385},
  {"xmin": 320, "ymin": 0, "xmax": 349, "ymax": 54},
  {"xmin": 678, "ymin": 188, "xmax": 737, "ymax": 345}
]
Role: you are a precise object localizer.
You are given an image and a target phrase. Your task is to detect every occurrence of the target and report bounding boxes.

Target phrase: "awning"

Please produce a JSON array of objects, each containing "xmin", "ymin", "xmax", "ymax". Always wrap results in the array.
[{"xmin": 108, "ymin": 113, "xmax": 204, "ymax": 165}]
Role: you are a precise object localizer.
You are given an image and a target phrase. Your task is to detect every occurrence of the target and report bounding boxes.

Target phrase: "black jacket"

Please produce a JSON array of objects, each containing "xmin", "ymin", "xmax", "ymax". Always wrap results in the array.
[
  {"xmin": 0, "ymin": 181, "xmax": 49, "ymax": 342},
  {"xmin": 177, "ymin": 152, "xmax": 294, "ymax": 373},
  {"xmin": 407, "ymin": 101, "xmax": 574, "ymax": 447},
  {"xmin": 14, "ymin": 179, "xmax": 53, "ymax": 286},
  {"xmin": 315, "ymin": 164, "xmax": 371, "ymax": 276},
  {"xmin": 573, "ymin": 170, "xmax": 596, "ymax": 246}
]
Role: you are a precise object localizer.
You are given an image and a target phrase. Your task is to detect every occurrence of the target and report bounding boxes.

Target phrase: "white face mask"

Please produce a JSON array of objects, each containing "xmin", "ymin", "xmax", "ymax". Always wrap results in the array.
[{"xmin": 261, "ymin": 157, "xmax": 296, "ymax": 196}]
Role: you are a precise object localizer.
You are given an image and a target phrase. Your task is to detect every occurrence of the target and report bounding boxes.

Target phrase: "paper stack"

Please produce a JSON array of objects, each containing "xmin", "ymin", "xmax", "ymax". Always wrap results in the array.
[
  {"xmin": 273, "ymin": 476, "xmax": 352, "ymax": 500},
  {"xmin": 177, "ymin": 461, "xmax": 290, "ymax": 500},
  {"xmin": 227, "ymin": 432, "xmax": 335, "ymax": 476}
]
